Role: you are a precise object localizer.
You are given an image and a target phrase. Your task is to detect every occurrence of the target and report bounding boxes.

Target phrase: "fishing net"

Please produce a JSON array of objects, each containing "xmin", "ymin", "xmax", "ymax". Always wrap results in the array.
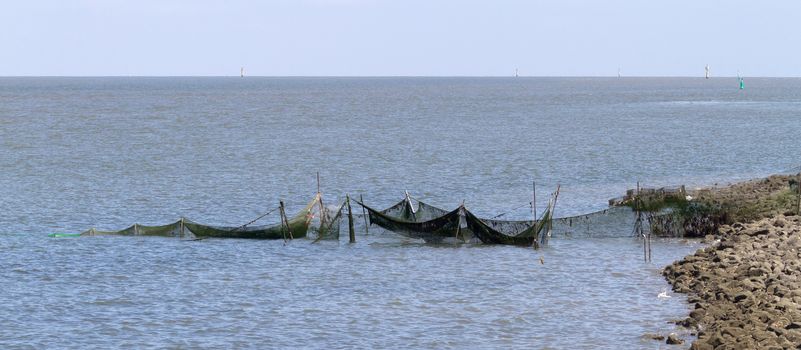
[
  {"xmin": 549, "ymin": 206, "xmax": 639, "ymax": 237},
  {"xmin": 314, "ymin": 203, "xmax": 345, "ymax": 242},
  {"xmin": 379, "ymin": 197, "xmax": 416, "ymax": 221},
  {"xmin": 183, "ymin": 195, "xmax": 318, "ymax": 239},
  {"xmin": 463, "ymin": 194, "xmax": 558, "ymax": 246},
  {"xmin": 80, "ymin": 220, "xmax": 187, "ymax": 237},
  {"xmin": 377, "ymin": 195, "xmax": 450, "ymax": 222},
  {"xmin": 81, "ymin": 195, "xmax": 319, "ymax": 240},
  {"xmin": 358, "ymin": 199, "xmax": 462, "ymax": 242}
]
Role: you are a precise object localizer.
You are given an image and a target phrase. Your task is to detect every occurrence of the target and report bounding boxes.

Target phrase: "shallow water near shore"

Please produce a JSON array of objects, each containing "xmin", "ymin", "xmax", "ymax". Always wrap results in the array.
[
  {"xmin": 1, "ymin": 77, "xmax": 800, "ymax": 348},
  {"xmin": 1, "ymin": 234, "xmax": 701, "ymax": 349}
]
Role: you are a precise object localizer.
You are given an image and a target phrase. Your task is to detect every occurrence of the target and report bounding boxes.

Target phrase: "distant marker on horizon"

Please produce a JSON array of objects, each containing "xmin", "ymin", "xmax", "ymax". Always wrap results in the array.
[
  {"xmin": 514, "ymin": 68, "xmax": 519, "ymax": 77},
  {"xmin": 617, "ymin": 67, "xmax": 621, "ymax": 78},
  {"xmin": 737, "ymin": 70, "xmax": 744, "ymax": 90},
  {"xmin": 705, "ymin": 64, "xmax": 710, "ymax": 79},
  {"xmin": 240, "ymin": 67, "xmax": 244, "ymax": 78}
]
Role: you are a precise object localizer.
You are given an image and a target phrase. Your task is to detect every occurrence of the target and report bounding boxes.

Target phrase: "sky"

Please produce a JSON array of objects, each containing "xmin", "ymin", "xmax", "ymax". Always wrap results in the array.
[{"xmin": 1, "ymin": 0, "xmax": 799, "ymax": 77}]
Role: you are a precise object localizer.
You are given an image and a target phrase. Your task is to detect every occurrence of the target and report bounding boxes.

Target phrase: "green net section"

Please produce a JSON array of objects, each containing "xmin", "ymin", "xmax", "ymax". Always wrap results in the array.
[
  {"xmin": 378, "ymin": 195, "xmax": 451, "ymax": 222},
  {"xmin": 358, "ymin": 199, "xmax": 462, "ymax": 242},
  {"xmin": 81, "ymin": 220, "xmax": 187, "ymax": 237},
  {"xmin": 379, "ymin": 197, "xmax": 416, "ymax": 221},
  {"xmin": 80, "ymin": 195, "xmax": 319, "ymax": 240},
  {"xmin": 183, "ymin": 196, "xmax": 318, "ymax": 239},
  {"xmin": 465, "ymin": 203, "xmax": 554, "ymax": 246},
  {"xmin": 549, "ymin": 206, "xmax": 638, "ymax": 237}
]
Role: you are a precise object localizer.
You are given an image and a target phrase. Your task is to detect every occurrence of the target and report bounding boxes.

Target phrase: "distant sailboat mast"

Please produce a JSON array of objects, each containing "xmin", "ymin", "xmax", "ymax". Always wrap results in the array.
[
  {"xmin": 514, "ymin": 68, "xmax": 519, "ymax": 77},
  {"xmin": 240, "ymin": 67, "xmax": 245, "ymax": 78},
  {"xmin": 617, "ymin": 67, "xmax": 621, "ymax": 78},
  {"xmin": 705, "ymin": 64, "xmax": 710, "ymax": 79}
]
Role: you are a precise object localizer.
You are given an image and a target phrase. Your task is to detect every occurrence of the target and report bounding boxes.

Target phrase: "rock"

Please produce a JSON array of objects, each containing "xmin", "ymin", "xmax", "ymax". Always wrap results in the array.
[
  {"xmin": 690, "ymin": 341, "xmax": 713, "ymax": 350},
  {"xmin": 665, "ymin": 333, "xmax": 684, "ymax": 344},
  {"xmin": 786, "ymin": 321, "xmax": 801, "ymax": 330},
  {"xmin": 748, "ymin": 267, "xmax": 768, "ymax": 277},
  {"xmin": 642, "ymin": 333, "xmax": 665, "ymax": 341},
  {"xmin": 689, "ymin": 309, "xmax": 705, "ymax": 320},
  {"xmin": 733, "ymin": 291, "xmax": 752, "ymax": 303},
  {"xmin": 665, "ymin": 208, "xmax": 801, "ymax": 350},
  {"xmin": 749, "ymin": 228, "xmax": 770, "ymax": 236}
]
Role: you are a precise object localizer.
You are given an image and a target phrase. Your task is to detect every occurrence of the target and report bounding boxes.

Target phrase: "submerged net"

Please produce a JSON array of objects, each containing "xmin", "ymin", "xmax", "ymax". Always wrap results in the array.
[
  {"xmin": 77, "ymin": 189, "xmax": 651, "ymax": 243},
  {"xmin": 377, "ymin": 195, "xmax": 450, "ymax": 223},
  {"xmin": 358, "ymin": 199, "xmax": 462, "ymax": 241},
  {"xmin": 314, "ymin": 203, "xmax": 345, "ymax": 242},
  {"xmin": 549, "ymin": 206, "xmax": 639, "ymax": 237},
  {"xmin": 81, "ymin": 195, "xmax": 320, "ymax": 240},
  {"xmin": 81, "ymin": 220, "xmax": 187, "ymax": 238},
  {"xmin": 464, "ymin": 195, "xmax": 557, "ymax": 246},
  {"xmin": 183, "ymin": 195, "xmax": 318, "ymax": 239}
]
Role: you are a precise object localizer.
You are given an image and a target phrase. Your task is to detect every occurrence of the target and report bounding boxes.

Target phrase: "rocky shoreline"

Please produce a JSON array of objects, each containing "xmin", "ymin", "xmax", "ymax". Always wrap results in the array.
[{"xmin": 662, "ymin": 174, "xmax": 801, "ymax": 349}]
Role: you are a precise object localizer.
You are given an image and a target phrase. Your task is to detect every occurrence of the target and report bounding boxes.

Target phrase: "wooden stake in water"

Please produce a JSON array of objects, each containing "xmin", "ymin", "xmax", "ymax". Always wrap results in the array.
[
  {"xmin": 279, "ymin": 202, "xmax": 287, "ymax": 242},
  {"xmin": 279, "ymin": 201, "xmax": 293, "ymax": 241},
  {"xmin": 347, "ymin": 195, "xmax": 356, "ymax": 243},
  {"xmin": 532, "ymin": 181, "xmax": 537, "ymax": 221},
  {"xmin": 317, "ymin": 172, "xmax": 325, "ymax": 225},
  {"xmin": 636, "ymin": 182, "xmax": 647, "ymax": 262},
  {"xmin": 360, "ymin": 194, "xmax": 369, "ymax": 234},
  {"xmin": 456, "ymin": 201, "xmax": 465, "ymax": 242}
]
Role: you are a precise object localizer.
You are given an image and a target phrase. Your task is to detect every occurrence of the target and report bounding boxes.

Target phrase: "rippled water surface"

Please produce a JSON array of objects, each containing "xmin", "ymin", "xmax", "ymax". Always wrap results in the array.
[{"xmin": 1, "ymin": 77, "xmax": 800, "ymax": 349}]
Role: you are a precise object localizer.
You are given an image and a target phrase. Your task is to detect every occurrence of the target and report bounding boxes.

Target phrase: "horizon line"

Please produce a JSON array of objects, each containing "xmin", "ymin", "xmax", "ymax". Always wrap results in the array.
[{"xmin": 1, "ymin": 75, "xmax": 798, "ymax": 78}]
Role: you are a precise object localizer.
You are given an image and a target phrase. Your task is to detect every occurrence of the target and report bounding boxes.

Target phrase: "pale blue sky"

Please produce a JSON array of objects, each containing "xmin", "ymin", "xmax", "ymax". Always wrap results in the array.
[{"xmin": 1, "ymin": 0, "xmax": 798, "ymax": 76}]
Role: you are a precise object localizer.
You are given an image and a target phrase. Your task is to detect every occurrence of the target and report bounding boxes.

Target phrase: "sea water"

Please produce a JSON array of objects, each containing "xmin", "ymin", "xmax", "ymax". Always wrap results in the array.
[{"xmin": 1, "ymin": 77, "xmax": 800, "ymax": 349}]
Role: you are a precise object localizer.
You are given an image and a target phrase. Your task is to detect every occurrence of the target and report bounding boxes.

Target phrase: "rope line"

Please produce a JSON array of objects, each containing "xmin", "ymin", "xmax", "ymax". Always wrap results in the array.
[
  {"xmin": 232, "ymin": 206, "xmax": 280, "ymax": 232},
  {"xmin": 491, "ymin": 202, "xmax": 533, "ymax": 219}
]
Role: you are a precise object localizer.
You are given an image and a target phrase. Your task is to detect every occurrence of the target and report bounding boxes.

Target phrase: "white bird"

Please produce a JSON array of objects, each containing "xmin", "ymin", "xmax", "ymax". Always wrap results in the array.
[
  {"xmin": 658, "ymin": 289, "xmax": 671, "ymax": 299},
  {"xmin": 685, "ymin": 195, "xmax": 693, "ymax": 201}
]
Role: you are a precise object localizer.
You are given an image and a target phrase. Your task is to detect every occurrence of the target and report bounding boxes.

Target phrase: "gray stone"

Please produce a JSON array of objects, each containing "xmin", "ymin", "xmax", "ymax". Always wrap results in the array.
[
  {"xmin": 643, "ymin": 333, "xmax": 665, "ymax": 341},
  {"xmin": 665, "ymin": 333, "xmax": 684, "ymax": 344}
]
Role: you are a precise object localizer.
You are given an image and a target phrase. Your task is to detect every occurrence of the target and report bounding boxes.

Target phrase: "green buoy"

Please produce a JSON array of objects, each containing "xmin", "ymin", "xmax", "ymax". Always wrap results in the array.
[{"xmin": 48, "ymin": 233, "xmax": 82, "ymax": 238}]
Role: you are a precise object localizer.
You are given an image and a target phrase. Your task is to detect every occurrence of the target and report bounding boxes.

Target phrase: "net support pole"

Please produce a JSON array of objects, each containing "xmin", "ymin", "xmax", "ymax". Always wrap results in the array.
[
  {"xmin": 636, "ymin": 182, "xmax": 648, "ymax": 262},
  {"xmin": 317, "ymin": 172, "xmax": 325, "ymax": 225},
  {"xmin": 544, "ymin": 185, "xmax": 559, "ymax": 247},
  {"xmin": 280, "ymin": 201, "xmax": 293, "ymax": 241},
  {"xmin": 532, "ymin": 180, "xmax": 537, "ymax": 221},
  {"xmin": 456, "ymin": 201, "xmax": 464, "ymax": 242},
  {"xmin": 360, "ymin": 194, "xmax": 369, "ymax": 234},
  {"xmin": 346, "ymin": 195, "xmax": 356, "ymax": 243},
  {"xmin": 279, "ymin": 201, "xmax": 287, "ymax": 242}
]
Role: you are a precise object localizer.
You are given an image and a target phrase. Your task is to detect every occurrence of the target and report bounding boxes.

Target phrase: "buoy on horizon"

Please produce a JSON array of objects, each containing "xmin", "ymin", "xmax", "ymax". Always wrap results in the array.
[
  {"xmin": 739, "ymin": 78, "xmax": 745, "ymax": 90},
  {"xmin": 737, "ymin": 71, "xmax": 744, "ymax": 90},
  {"xmin": 514, "ymin": 68, "xmax": 519, "ymax": 78},
  {"xmin": 705, "ymin": 64, "xmax": 710, "ymax": 79},
  {"xmin": 240, "ymin": 67, "xmax": 245, "ymax": 78}
]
